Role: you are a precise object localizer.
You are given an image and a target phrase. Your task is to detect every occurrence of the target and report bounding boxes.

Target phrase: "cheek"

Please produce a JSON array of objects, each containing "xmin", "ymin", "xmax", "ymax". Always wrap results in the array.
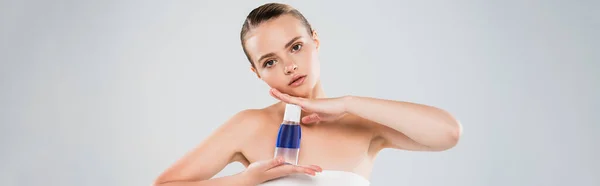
[
  {"xmin": 261, "ymin": 72, "xmax": 286, "ymax": 88},
  {"xmin": 296, "ymin": 49, "xmax": 318, "ymax": 69},
  {"xmin": 305, "ymin": 50, "xmax": 320, "ymax": 73}
]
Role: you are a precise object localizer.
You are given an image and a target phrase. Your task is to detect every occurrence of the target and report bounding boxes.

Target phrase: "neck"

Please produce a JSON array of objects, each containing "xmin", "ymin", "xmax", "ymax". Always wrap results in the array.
[
  {"xmin": 307, "ymin": 80, "xmax": 326, "ymax": 99},
  {"xmin": 298, "ymin": 80, "xmax": 326, "ymax": 119}
]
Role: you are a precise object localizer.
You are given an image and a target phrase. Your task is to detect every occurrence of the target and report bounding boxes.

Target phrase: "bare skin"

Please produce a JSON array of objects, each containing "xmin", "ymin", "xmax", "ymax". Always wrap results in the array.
[
  {"xmin": 239, "ymin": 101, "xmax": 382, "ymax": 178},
  {"xmin": 153, "ymin": 14, "xmax": 462, "ymax": 186}
]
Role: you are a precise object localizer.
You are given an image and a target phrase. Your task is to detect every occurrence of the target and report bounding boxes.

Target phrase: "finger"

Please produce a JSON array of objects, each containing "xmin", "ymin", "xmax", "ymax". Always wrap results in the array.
[
  {"xmin": 298, "ymin": 164, "xmax": 323, "ymax": 172},
  {"xmin": 269, "ymin": 88, "xmax": 292, "ymax": 103},
  {"xmin": 269, "ymin": 88, "xmax": 285, "ymax": 99},
  {"xmin": 302, "ymin": 113, "xmax": 320, "ymax": 124},
  {"xmin": 265, "ymin": 164, "xmax": 316, "ymax": 180},
  {"xmin": 260, "ymin": 157, "xmax": 285, "ymax": 171},
  {"xmin": 269, "ymin": 88, "xmax": 280, "ymax": 100},
  {"xmin": 270, "ymin": 89, "xmax": 305, "ymax": 106}
]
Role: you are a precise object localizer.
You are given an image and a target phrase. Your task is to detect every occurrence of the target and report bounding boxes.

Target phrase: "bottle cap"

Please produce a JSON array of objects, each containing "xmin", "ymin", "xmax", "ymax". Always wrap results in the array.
[{"xmin": 283, "ymin": 104, "xmax": 302, "ymax": 123}]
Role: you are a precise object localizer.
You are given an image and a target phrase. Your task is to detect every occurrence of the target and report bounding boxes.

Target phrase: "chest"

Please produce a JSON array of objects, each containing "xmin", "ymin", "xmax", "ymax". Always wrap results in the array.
[{"xmin": 242, "ymin": 120, "xmax": 374, "ymax": 171}]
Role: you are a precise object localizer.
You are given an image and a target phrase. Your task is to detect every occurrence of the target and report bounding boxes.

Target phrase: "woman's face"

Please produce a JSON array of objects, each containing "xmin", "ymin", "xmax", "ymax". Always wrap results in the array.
[{"xmin": 244, "ymin": 14, "xmax": 321, "ymax": 98}]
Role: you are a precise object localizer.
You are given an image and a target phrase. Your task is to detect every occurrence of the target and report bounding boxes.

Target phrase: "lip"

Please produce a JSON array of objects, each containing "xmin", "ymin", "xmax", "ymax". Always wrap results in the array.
[{"xmin": 288, "ymin": 75, "xmax": 307, "ymax": 87}]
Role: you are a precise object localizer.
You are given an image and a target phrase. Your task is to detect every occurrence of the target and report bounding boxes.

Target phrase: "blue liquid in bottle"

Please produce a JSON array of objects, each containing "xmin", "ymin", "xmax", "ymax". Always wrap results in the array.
[
  {"xmin": 276, "ymin": 124, "xmax": 301, "ymax": 148},
  {"xmin": 274, "ymin": 104, "xmax": 302, "ymax": 165}
]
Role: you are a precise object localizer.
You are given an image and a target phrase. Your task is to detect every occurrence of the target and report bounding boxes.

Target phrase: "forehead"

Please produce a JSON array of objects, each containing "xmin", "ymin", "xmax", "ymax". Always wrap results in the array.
[{"xmin": 244, "ymin": 14, "xmax": 310, "ymax": 60}]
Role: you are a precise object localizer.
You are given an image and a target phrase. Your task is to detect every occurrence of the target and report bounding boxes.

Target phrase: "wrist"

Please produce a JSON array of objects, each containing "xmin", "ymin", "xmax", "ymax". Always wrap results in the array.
[{"xmin": 236, "ymin": 172, "xmax": 257, "ymax": 186}]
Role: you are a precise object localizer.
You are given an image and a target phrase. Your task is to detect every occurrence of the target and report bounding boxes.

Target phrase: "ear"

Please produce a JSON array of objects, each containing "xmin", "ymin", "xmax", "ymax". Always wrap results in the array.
[
  {"xmin": 251, "ymin": 66, "xmax": 261, "ymax": 78},
  {"xmin": 312, "ymin": 30, "xmax": 320, "ymax": 50}
]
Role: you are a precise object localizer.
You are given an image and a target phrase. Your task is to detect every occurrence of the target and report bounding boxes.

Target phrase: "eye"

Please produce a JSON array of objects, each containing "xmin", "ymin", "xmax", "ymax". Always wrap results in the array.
[
  {"xmin": 263, "ymin": 59, "xmax": 276, "ymax": 68},
  {"xmin": 291, "ymin": 43, "xmax": 302, "ymax": 52}
]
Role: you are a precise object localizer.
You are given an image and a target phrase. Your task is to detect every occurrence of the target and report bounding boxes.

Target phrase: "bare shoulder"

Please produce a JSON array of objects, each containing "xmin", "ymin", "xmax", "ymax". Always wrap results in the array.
[
  {"xmin": 212, "ymin": 108, "xmax": 268, "ymax": 141},
  {"xmin": 217, "ymin": 104, "xmax": 281, "ymax": 140},
  {"xmin": 217, "ymin": 108, "xmax": 270, "ymax": 136},
  {"xmin": 225, "ymin": 108, "xmax": 264, "ymax": 126}
]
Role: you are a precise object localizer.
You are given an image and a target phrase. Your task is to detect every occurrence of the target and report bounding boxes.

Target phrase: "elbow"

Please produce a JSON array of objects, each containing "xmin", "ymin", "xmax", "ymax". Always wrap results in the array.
[
  {"xmin": 446, "ymin": 121, "xmax": 462, "ymax": 149},
  {"xmin": 152, "ymin": 174, "xmax": 173, "ymax": 186},
  {"xmin": 153, "ymin": 180, "xmax": 177, "ymax": 186},
  {"xmin": 439, "ymin": 110, "xmax": 463, "ymax": 150},
  {"xmin": 431, "ymin": 120, "xmax": 462, "ymax": 151},
  {"xmin": 426, "ymin": 107, "xmax": 463, "ymax": 151},
  {"xmin": 152, "ymin": 179, "xmax": 166, "ymax": 186}
]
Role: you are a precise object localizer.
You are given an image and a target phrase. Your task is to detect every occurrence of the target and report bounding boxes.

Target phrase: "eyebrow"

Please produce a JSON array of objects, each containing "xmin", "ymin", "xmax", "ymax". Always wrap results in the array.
[{"xmin": 257, "ymin": 36, "xmax": 303, "ymax": 64}]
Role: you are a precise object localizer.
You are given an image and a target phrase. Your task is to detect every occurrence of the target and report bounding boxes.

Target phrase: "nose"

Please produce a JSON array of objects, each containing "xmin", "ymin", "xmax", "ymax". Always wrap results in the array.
[{"xmin": 284, "ymin": 62, "xmax": 298, "ymax": 75}]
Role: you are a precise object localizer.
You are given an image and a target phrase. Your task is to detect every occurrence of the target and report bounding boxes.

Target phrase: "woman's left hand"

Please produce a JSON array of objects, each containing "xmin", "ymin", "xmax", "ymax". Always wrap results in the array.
[{"xmin": 270, "ymin": 88, "xmax": 348, "ymax": 124}]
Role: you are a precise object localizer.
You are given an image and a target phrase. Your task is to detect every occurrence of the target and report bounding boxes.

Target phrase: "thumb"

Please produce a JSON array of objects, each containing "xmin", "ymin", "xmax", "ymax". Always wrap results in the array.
[{"xmin": 302, "ymin": 113, "xmax": 320, "ymax": 124}]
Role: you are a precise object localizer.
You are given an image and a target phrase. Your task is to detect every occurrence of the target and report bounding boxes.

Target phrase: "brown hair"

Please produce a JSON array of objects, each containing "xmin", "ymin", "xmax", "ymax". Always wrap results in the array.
[{"xmin": 240, "ymin": 3, "xmax": 314, "ymax": 68}]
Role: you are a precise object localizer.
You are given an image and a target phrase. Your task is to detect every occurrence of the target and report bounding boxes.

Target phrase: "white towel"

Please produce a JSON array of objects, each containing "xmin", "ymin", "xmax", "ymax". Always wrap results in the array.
[{"xmin": 258, "ymin": 170, "xmax": 370, "ymax": 186}]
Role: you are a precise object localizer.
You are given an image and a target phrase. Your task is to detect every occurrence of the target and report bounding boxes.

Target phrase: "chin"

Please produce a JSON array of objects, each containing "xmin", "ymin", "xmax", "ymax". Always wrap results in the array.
[
  {"xmin": 288, "ymin": 83, "xmax": 316, "ymax": 98},
  {"xmin": 283, "ymin": 88, "xmax": 307, "ymax": 98},
  {"xmin": 292, "ymin": 91, "xmax": 311, "ymax": 98}
]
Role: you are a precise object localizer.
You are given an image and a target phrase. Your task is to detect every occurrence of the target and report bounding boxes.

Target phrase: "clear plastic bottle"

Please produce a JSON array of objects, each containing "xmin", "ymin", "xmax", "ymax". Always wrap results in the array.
[{"xmin": 274, "ymin": 103, "xmax": 302, "ymax": 165}]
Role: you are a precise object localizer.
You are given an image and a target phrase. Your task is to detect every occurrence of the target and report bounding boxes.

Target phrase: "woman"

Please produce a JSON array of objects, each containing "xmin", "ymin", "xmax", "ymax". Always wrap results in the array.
[{"xmin": 154, "ymin": 3, "xmax": 462, "ymax": 186}]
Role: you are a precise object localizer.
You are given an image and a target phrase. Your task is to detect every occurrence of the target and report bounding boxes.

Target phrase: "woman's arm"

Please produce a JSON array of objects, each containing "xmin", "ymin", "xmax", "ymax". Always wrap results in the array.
[
  {"xmin": 343, "ymin": 96, "xmax": 462, "ymax": 151},
  {"xmin": 156, "ymin": 174, "xmax": 248, "ymax": 186},
  {"xmin": 153, "ymin": 109, "xmax": 321, "ymax": 186},
  {"xmin": 268, "ymin": 88, "xmax": 462, "ymax": 152},
  {"xmin": 153, "ymin": 110, "xmax": 256, "ymax": 186}
]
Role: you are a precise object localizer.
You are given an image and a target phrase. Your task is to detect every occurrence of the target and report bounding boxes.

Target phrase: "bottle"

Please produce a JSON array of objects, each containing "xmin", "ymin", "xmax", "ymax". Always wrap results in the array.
[{"xmin": 274, "ymin": 103, "xmax": 302, "ymax": 165}]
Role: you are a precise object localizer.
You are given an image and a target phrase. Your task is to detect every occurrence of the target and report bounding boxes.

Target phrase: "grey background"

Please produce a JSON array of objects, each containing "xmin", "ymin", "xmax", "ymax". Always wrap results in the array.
[{"xmin": 1, "ymin": 0, "xmax": 598, "ymax": 185}]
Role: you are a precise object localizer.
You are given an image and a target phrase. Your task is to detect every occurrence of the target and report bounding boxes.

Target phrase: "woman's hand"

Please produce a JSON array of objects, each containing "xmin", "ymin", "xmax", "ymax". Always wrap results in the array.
[
  {"xmin": 241, "ymin": 157, "xmax": 322, "ymax": 185},
  {"xmin": 269, "ymin": 88, "xmax": 348, "ymax": 124}
]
